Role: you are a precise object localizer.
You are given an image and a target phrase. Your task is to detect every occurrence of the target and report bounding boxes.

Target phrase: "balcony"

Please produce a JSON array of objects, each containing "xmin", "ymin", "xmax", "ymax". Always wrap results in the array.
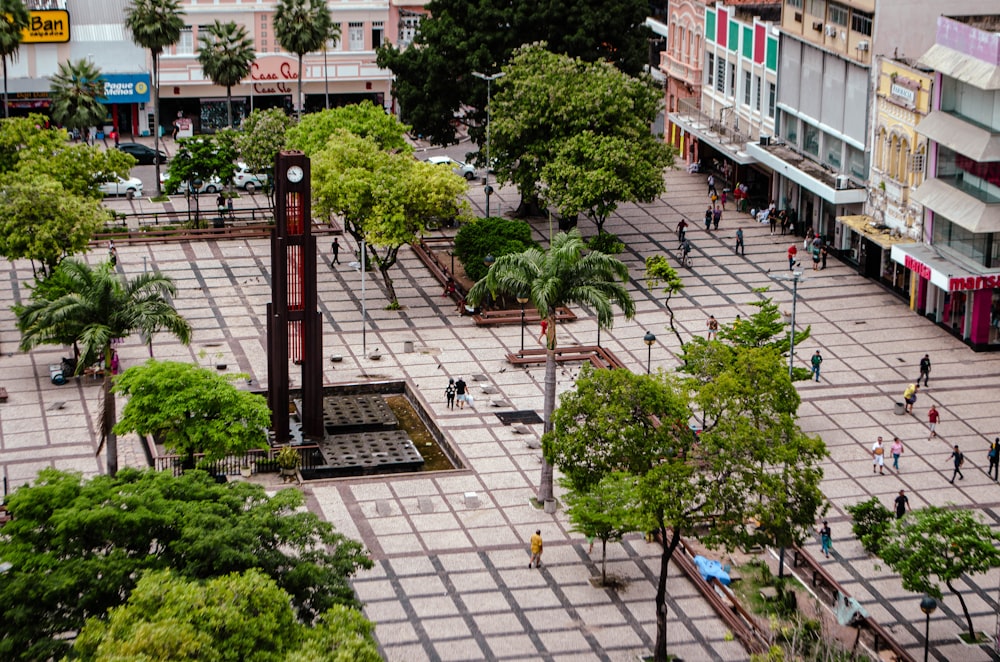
[
  {"xmin": 659, "ymin": 52, "xmax": 702, "ymax": 86},
  {"xmin": 675, "ymin": 97, "xmax": 751, "ymax": 147}
]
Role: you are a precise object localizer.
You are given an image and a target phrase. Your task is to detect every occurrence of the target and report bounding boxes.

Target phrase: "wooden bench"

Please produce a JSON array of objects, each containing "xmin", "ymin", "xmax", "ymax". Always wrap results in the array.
[
  {"xmin": 0, "ymin": 387, "xmax": 7, "ymax": 403},
  {"xmin": 506, "ymin": 346, "xmax": 626, "ymax": 370}
]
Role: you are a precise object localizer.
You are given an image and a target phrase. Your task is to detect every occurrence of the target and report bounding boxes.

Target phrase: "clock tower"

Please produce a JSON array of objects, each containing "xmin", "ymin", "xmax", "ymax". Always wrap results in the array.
[{"xmin": 267, "ymin": 150, "xmax": 323, "ymax": 443}]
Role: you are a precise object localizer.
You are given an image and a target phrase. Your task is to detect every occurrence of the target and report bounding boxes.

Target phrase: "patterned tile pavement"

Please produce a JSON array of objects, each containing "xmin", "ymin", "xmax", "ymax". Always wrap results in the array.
[{"xmin": 2, "ymin": 167, "xmax": 1000, "ymax": 661}]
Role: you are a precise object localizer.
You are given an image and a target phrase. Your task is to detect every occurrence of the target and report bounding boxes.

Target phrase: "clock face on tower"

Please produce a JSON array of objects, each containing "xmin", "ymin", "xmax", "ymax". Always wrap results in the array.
[{"xmin": 286, "ymin": 165, "xmax": 304, "ymax": 183}]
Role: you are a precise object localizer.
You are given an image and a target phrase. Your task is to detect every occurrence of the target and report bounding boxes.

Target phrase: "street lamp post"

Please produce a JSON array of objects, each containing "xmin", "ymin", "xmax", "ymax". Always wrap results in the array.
[
  {"xmin": 770, "ymin": 270, "xmax": 806, "ymax": 380},
  {"xmin": 517, "ymin": 292, "xmax": 529, "ymax": 355},
  {"xmin": 472, "ymin": 71, "xmax": 504, "ymax": 219},
  {"xmin": 644, "ymin": 331, "xmax": 656, "ymax": 374},
  {"xmin": 920, "ymin": 596, "xmax": 937, "ymax": 662}
]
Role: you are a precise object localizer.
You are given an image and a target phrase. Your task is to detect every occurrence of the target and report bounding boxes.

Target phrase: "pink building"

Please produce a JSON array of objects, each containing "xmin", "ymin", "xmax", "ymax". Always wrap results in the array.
[{"xmin": 661, "ymin": 0, "xmax": 709, "ymax": 163}]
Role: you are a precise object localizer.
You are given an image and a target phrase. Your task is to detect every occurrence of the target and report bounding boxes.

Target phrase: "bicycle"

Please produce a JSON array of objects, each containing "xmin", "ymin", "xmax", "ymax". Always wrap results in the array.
[{"xmin": 680, "ymin": 251, "xmax": 692, "ymax": 268}]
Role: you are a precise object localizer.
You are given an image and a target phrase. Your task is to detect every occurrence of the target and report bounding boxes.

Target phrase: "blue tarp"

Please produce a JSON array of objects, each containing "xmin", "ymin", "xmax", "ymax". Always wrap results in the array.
[{"xmin": 694, "ymin": 555, "xmax": 731, "ymax": 586}]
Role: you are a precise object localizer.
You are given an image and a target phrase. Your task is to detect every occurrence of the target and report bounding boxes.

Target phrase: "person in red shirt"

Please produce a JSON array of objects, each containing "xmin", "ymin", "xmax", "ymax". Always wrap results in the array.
[
  {"xmin": 787, "ymin": 244, "xmax": 798, "ymax": 270},
  {"xmin": 927, "ymin": 405, "xmax": 940, "ymax": 439}
]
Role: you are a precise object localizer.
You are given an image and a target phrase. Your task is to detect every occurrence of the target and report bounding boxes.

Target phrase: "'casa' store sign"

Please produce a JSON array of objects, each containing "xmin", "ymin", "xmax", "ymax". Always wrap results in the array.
[{"xmin": 21, "ymin": 10, "xmax": 70, "ymax": 43}]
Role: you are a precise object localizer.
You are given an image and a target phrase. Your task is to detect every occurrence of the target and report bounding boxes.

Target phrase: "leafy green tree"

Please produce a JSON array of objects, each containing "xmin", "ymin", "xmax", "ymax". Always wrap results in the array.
[
  {"xmin": 0, "ymin": 173, "xmax": 109, "ymax": 275},
  {"xmin": 467, "ymin": 229, "xmax": 635, "ymax": 502},
  {"xmin": 645, "ymin": 255, "xmax": 686, "ymax": 350},
  {"xmin": 49, "ymin": 59, "xmax": 107, "ymax": 139},
  {"xmin": 0, "ymin": 0, "xmax": 29, "ymax": 119},
  {"xmin": 197, "ymin": 20, "xmax": 256, "ymax": 129},
  {"xmin": 845, "ymin": 497, "xmax": 893, "ymax": 555},
  {"xmin": 453, "ymin": 217, "xmax": 539, "ymax": 283},
  {"xmin": 15, "ymin": 260, "xmax": 192, "ymax": 476},
  {"xmin": 562, "ymin": 472, "xmax": 640, "ymax": 586},
  {"xmin": 376, "ymin": 0, "xmax": 652, "ymax": 145},
  {"xmin": 74, "ymin": 569, "xmax": 381, "ymax": 662},
  {"xmin": 312, "ymin": 129, "xmax": 468, "ymax": 306},
  {"xmin": 285, "ymin": 100, "xmax": 411, "ymax": 156},
  {"xmin": 0, "ymin": 468, "xmax": 374, "ymax": 661},
  {"xmin": 877, "ymin": 506, "xmax": 1000, "ymax": 641},
  {"xmin": 125, "ymin": 0, "xmax": 185, "ymax": 194},
  {"xmin": 234, "ymin": 107, "xmax": 288, "ymax": 199},
  {"xmin": 163, "ymin": 134, "xmax": 238, "ymax": 224},
  {"xmin": 547, "ymin": 363, "xmax": 825, "ymax": 662},
  {"xmin": 541, "ymin": 130, "xmax": 674, "ymax": 235},
  {"xmin": 113, "ymin": 360, "xmax": 270, "ymax": 465},
  {"xmin": 273, "ymin": 0, "xmax": 332, "ymax": 120},
  {"xmin": 489, "ymin": 44, "xmax": 665, "ymax": 214}
]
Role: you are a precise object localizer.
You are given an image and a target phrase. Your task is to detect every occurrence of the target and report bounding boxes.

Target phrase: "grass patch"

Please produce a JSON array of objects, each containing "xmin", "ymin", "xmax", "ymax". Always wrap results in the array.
[{"xmin": 149, "ymin": 195, "xmax": 169, "ymax": 203}]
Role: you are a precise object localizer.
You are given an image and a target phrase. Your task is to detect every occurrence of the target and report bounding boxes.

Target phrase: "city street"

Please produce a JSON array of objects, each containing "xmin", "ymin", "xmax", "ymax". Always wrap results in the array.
[{"xmin": 2, "ymin": 164, "xmax": 1000, "ymax": 660}]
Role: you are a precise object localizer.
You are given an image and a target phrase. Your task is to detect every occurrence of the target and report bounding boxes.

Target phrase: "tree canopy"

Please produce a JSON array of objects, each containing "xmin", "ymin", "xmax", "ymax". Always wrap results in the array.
[
  {"xmin": 197, "ymin": 20, "xmax": 256, "ymax": 129},
  {"xmin": 311, "ymin": 129, "xmax": 468, "ymax": 306},
  {"xmin": 273, "ymin": 0, "xmax": 332, "ymax": 119},
  {"xmin": 489, "ymin": 44, "xmax": 667, "ymax": 212},
  {"xmin": 113, "ymin": 360, "xmax": 271, "ymax": 464},
  {"xmin": 0, "ymin": 468, "xmax": 373, "ymax": 661},
  {"xmin": 0, "ymin": 0, "xmax": 29, "ymax": 119},
  {"xmin": 453, "ymin": 216, "xmax": 539, "ymax": 283},
  {"xmin": 49, "ymin": 59, "xmax": 108, "ymax": 137},
  {"xmin": 376, "ymin": 0, "xmax": 652, "ymax": 145},
  {"xmin": 285, "ymin": 100, "xmax": 411, "ymax": 156},
  {"xmin": 73, "ymin": 570, "xmax": 380, "ymax": 662},
  {"xmin": 877, "ymin": 506, "xmax": 1000, "ymax": 641},
  {"xmin": 234, "ymin": 107, "xmax": 289, "ymax": 197}
]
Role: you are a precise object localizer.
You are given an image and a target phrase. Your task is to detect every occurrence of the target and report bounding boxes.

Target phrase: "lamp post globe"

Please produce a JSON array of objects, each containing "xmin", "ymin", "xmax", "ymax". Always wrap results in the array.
[
  {"xmin": 516, "ymin": 292, "xmax": 529, "ymax": 355},
  {"xmin": 643, "ymin": 331, "xmax": 656, "ymax": 374},
  {"xmin": 920, "ymin": 596, "xmax": 937, "ymax": 662}
]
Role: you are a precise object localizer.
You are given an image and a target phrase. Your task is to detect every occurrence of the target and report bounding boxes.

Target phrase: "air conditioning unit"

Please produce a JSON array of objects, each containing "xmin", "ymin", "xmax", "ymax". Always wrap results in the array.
[
  {"xmin": 825, "ymin": 25, "xmax": 837, "ymax": 37},
  {"xmin": 759, "ymin": 135, "xmax": 772, "ymax": 146},
  {"xmin": 857, "ymin": 40, "xmax": 870, "ymax": 51},
  {"xmin": 794, "ymin": 11, "xmax": 802, "ymax": 22},
  {"xmin": 812, "ymin": 21, "xmax": 823, "ymax": 31},
  {"xmin": 835, "ymin": 175, "xmax": 849, "ymax": 190}
]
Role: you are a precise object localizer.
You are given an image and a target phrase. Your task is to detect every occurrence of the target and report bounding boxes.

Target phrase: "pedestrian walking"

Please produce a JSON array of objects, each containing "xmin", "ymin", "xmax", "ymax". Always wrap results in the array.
[
  {"xmin": 226, "ymin": 196, "xmax": 234, "ymax": 219},
  {"xmin": 820, "ymin": 243, "xmax": 828, "ymax": 269},
  {"xmin": 707, "ymin": 174, "xmax": 717, "ymax": 196},
  {"xmin": 903, "ymin": 383, "xmax": 919, "ymax": 413},
  {"xmin": 769, "ymin": 212, "xmax": 777, "ymax": 236},
  {"xmin": 720, "ymin": 189, "xmax": 728, "ymax": 210},
  {"xmin": 108, "ymin": 243, "xmax": 118, "ymax": 267},
  {"xmin": 676, "ymin": 218, "xmax": 688, "ymax": 242},
  {"xmin": 872, "ymin": 436, "xmax": 885, "ymax": 475},
  {"xmin": 455, "ymin": 376, "xmax": 468, "ymax": 410},
  {"xmin": 445, "ymin": 378, "xmax": 456, "ymax": 410},
  {"xmin": 890, "ymin": 437, "xmax": 904, "ymax": 471},
  {"xmin": 706, "ymin": 315, "xmax": 719, "ymax": 341},
  {"xmin": 712, "ymin": 206, "xmax": 722, "ymax": 230},
  {"xmin": 528, "ymin": 530, "xmax": 543, "ymax": 568},
  {"xmin": 949, "ymin": 444, "xmax": 965, "ymax": 483},
  {"xmin": 704, "ymin": 205, "xmax": 713, "ymax": 232},
  {"xmin": 893, "ymin": 490, "xmax": 910, "ymax": 519},
  {"xmin": 810, "ymin": 350, "xmax": 823, "ymax": 382},
  {"xmin": 819, "ymin": 521, "xmax": 832, "ymax": 558},
  {"xmin": 787, "ymin": 244, "xmax": 798, "ymax": 270},
  {"xmin": 779, "ymin": 210, "xmax": 789, "ymax": 236},
  {"xmin": 988, "ymin": 437, "xmax": 999, "ymax": 481},
  {"xmin": 734, "ymin": 227, "xmax": 744, "ymax": 255},
  {"xmin": 331, "ymin": 238, "xmax": 340, "ymax": 265},
  {"xmin": 918, "ymin": 354, "xmax": 931, "ymax": 386},
  {"xmin": 811, "ymin": 242, "xmax": 821, "ymax": 271},
  {"xmin": 538, "ymin": 318, "xmax": 549, "ymax": 344},
  {"xmin": 927, "ymin": 405, "xmax": 939, "ymax": 439}
]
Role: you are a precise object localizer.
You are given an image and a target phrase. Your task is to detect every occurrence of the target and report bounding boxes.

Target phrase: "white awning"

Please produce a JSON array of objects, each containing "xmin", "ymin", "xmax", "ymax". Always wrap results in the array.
[
  {"xmin": 891, "ymin": 243, "xmax": 1000, "ymax": 292},
  {"xmin": 918, "ymin": 44, "xmax": 1000, "ymax": 91},
  {"xmin": 746, "ymin": 143, "xmax": 868, "ymax": 205},
  {"xmin": 915, "ymin": 111, "xmax": 1000, "ymax": 162},
  {"xmin": 668, "ymin": 112, "xmax": 757, "ymax": 165},
  {"xmin": 910, "ymin": 179, "xmax": 1000, "ymax": 234}
]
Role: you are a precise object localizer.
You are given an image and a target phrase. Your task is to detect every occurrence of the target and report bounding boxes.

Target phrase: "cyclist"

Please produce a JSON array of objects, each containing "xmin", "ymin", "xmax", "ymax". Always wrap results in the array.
[
  {"xmin": 676, "ymin": 218, "xmax": 688, "ymax": 242},
  {"xmin": 681, "ymin": 238, "xmax": 692, "ymax": 266}
]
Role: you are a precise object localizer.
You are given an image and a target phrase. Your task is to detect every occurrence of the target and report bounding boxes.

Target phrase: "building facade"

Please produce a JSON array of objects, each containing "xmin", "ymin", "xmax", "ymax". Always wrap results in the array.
[
  {"xmin": 660, "ymin": 0, "xmax": 709, "ymax": 162},
  {"xmin": 891, "ymin": 15, "xmax": 1000, "ymax": 349}
]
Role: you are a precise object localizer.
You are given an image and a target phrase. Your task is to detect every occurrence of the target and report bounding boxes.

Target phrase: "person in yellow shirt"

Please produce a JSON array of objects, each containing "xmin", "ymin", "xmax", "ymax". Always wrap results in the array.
[{"xmin": 529, "ymin": 530, "xmax": 543, "ymax": 569}]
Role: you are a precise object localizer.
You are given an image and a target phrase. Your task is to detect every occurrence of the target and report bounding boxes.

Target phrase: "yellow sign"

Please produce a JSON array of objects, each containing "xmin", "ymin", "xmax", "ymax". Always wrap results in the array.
[{"xmin": 21, "ymin": 10, "xmax": 70, "ymax": 44}]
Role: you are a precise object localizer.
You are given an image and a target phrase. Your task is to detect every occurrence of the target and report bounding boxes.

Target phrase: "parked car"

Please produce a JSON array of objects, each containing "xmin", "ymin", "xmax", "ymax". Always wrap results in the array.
[
  {"xmin": 98, "ymin": 175, "xmax": 143, "ymax": 199},
  {"xmin": 159, "ymin": 172, "xmax": 223, "ymax": 194},
  {"xmin": 426, "ymin": 155, "xmax": 476, "ymax": 180},
  {"xmin": 233, "ymin": 162, "xmax": 268, "ymax": 193},
  {"xmin": 117, "ymin": 142, "xmax": 167, "ymax": 165}
]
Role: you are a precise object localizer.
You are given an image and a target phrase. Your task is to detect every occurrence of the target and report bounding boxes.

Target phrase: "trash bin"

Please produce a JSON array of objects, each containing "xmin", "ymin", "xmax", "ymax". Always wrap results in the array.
[
  {"xmin": 403, "ymin": 340, "xmax": 414, "ymax": 353},
  {"xmin": 894, "ymin": 402, "xmax": 906, "ymax": 416},
  {"xmin": 49, "ymin": 364, "xmax": 66, "ymax": 385}
]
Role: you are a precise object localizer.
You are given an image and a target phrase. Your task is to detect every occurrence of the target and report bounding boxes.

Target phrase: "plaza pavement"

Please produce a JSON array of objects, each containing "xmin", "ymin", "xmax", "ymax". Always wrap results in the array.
[{"xmin": 2, "ymin": 166, "xmax": 1000, "ymax": 661}]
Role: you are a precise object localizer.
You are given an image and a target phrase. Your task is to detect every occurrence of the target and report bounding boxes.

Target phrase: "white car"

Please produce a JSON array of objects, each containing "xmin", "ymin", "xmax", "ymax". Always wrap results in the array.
[
  {"xmin": 99, "ymin": 175, "xmax": 143, "ymax": 199},
  {"xmin": 159, "ymin": 172, "xmax": 223, "ymax": 194},
  {"xmin": 427, "ymin": 155, "xmax": 477, "ymax": 180},
  {"xmin": 233, "ymin": 163, "xmax": 268, "ymax": 193}
]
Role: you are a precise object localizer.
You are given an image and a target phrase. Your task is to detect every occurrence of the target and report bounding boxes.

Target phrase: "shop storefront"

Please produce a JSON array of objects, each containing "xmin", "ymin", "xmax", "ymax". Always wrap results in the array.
[
  {"xmin": 891, "ymin": 244, "xmax": 1000, "ymax": 351},
  {"xmin": 101, "ymin": 73, "xmax": 150, "ymax": 139},
  {"xmin": 836, "ymin": 215, "xmax": 913, "ymax": 295}
]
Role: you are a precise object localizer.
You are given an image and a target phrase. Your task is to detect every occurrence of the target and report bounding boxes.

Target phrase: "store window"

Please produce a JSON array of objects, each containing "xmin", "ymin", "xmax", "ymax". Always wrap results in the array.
[
  {"xmin": 828, "ymin": 3, "xmax": 848, "ymax": 26},
  {"xmin": 783, "ymin": 113, "xmax": 798, "ymax": 145},
  {"xmin": 716, "ymin": 57, "xmax": 725, "ymax": 93},
  {"xmin": 177, "ymin": 27, "xmax": 193, "ymax": 55},
  {"xmin": 743, "ymin": 70, "xmax": 751, "ymax": 106},
  {"xmin": 707, "ymin": 53, "xmax": 715, "ymax": 87},
  {"xmin": 349, "ymin": 22, "xmax": 364, "ymax": 51},
  {"xmin": 754, "ymin": 75, "xmax": 762, "ymax": 112},
  {"xmin": 767, "ymin": 82, "xmax": 776, "ymax": 118},
  {"xmin": 932, "ymin": 215, "xmax": 994, "ymax": 267},
  {"xmin": 847, "ymin": 145, "xmax": 866, "ymax": 180},
  {"xmin": 803, "ymin": 122, "xmax": 820, "ymax": 156},
  {"xmin": 824, "ymin": 135, "xmax": 842, "ymax": 170},
  {"xmin": 372, "ymin": 22, "xmax": 384, "ymax": 49},
  {"xmin": 936, "ymin": 145, "xmax": 1000, "ymax": 204},
  {"xmin": 851, "ymin": 11, "xmax": 873, "ymax": 36}
]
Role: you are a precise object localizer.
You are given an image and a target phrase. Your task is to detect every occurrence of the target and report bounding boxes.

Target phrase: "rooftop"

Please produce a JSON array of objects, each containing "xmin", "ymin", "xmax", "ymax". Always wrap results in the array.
[{"xmin": 944, "ymin": 14, "xmax": 1000, "ymax": 32}]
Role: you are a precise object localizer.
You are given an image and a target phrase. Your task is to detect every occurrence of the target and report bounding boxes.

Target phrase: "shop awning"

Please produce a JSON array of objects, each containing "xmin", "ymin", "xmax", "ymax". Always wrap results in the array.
[
  {"xmin": 746, "ymin": 142, "xmax": 868, "ymax": 205},
  {"xmin": 910, "ymin": 179, "xmax": 1000, "ymax": 234},
  {"xmin": 668, "ymin": 111, "xmax": 757, "ymax": 165},
  {"xmin": 918, "ymin": 44, "xmax": 1000, "ymax": 91},
  {"xmin": 915, "ymin": 111, "xmax": 1000, "ymax": 162},
  {"xmin": 891, "ymin": 243, "xmax": 1000, "ymax": 292},
  {"xmin": 837, "ymin": 214, "xmax": 916, "ymax": 250}
]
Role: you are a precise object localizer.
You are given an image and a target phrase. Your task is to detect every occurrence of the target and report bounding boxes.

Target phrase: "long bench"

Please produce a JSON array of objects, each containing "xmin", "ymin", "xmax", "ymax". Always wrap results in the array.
[
  {"xmin": 505, "ymin": 345, "xmax": 626, "ymax": 370},
  {"xmin": 473, "ymin": 307, "xmax": 575, "ymax": 327}
]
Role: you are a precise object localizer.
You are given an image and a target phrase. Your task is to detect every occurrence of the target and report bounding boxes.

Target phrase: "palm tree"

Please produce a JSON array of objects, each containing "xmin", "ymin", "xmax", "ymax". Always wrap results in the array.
[
  {"xmin": 273, "ymin": 0, "xmax": 332, "ymax": 120},
  {"xmin": 15, "ymin": 259, "xmax": 192, "ymax": 476},
  {"xmin": 125, "ymin": 0, "xmax": 185, "ymax": 194},
  {"xmin": 197, "ymin": 20, "xmax": 256, "ymax": 129},
  {"xmin": 0, "ymin": 0, "xmax": 29, "ymax": 119},
  {"xmin": 467, "ymin": 229, "xmax": 635, "ymax": 503},
  {"xmin": 49, "ymin": 59, "xmax": 108, "ymax": 140}
]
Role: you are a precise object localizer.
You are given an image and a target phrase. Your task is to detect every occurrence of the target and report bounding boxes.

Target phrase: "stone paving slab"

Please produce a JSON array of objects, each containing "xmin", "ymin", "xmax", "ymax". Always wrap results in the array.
[{"xmin": 2, "ymin": 167, "xmax": 1000, "ymax": 660}]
